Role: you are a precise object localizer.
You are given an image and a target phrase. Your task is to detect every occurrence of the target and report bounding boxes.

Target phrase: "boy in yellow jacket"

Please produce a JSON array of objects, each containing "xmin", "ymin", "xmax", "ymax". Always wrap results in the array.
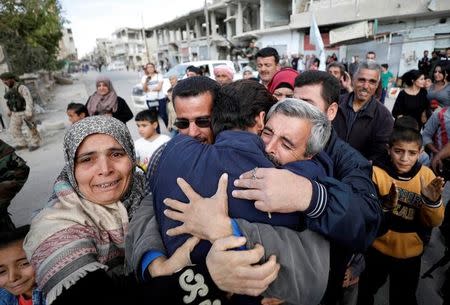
[{"xmin": 358, "ymin": 117, "xmax": 445, "ymax": 305}]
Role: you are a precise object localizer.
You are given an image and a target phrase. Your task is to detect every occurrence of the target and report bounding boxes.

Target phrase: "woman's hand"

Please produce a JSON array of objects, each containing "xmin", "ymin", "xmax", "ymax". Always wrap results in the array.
[{"xmin": 147, "ymin": 236, "xmax": 200, "ymax": 277}]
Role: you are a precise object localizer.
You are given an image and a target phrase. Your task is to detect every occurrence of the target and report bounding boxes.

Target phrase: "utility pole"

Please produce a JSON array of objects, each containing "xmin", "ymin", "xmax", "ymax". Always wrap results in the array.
[
  {"xmin": 141, "ymin": 14, "xmax": 151, "ymax": 63},
  {"xmin": 204, "ymin": 0, "xmax": 210, "ymax": 59}
]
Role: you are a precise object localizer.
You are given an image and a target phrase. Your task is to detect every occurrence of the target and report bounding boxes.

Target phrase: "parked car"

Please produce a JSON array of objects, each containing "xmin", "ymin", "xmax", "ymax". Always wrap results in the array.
[{"xmin": 164, "ymin": 60, "xmax": 237, "ymax": 80}]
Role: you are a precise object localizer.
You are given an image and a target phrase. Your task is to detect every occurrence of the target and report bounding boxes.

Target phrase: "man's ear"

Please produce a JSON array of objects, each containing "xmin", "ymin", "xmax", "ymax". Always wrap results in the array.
[
  {"xmin": 255, "ymin": 111, "xmax": 266, "ymax": 133},
  {"xmin": 327, "ymin": 102, "xmax": 339, "ymax": 121}
]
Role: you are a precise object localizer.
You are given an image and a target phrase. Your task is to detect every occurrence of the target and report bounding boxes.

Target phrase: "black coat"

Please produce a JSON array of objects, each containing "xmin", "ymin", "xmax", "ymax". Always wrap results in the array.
[
  {"xmin": 86, "ymin": 96, "xmax": 133, "ymax": 124},
  {"xmin": 333, "ymin": 93, "xmax": 394, "ymax": 163}
]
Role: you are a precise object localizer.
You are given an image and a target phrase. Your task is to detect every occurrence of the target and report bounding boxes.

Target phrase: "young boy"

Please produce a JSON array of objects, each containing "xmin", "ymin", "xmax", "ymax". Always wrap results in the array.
[
  {"xmin": 134, "ymin": 110, "xmax": 170, "ymax": 172},
  {"xmin": 358, "ymin": 117, "xmax": 445, "ymax": 305},
  {"xmin": 0, "ymin": 225, "xmax": 44, "ymax": 305},
  {"xmin": 66, "ymin": 103, "xmax": 88, "ymax": 124},
  {"xmin": 380, "ymin": 63, "xmax": 394, "ymax": 104}
]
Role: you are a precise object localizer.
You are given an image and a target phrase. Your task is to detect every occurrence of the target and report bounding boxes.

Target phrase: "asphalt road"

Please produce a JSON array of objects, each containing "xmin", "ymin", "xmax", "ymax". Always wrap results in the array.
[{"xmin": 3, "ymin": 70, "xmax": 448, "ymax": 305}]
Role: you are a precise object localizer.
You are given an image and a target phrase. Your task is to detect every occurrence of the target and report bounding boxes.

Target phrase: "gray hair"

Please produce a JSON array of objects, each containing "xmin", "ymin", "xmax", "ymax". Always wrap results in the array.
[
  {"xmin": 354, "ymin": 61, "xmax": 381, "ymax": 81},
  {"xmin": 266, "ymin": 98, "xmax": 331, "ymax": 158}
]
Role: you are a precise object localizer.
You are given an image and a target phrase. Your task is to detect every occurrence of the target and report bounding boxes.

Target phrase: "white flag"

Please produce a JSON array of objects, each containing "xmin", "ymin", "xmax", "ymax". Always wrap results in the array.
[{"xmin": 309, "ymin": 13, "xmax": 326, "ymax": 71}]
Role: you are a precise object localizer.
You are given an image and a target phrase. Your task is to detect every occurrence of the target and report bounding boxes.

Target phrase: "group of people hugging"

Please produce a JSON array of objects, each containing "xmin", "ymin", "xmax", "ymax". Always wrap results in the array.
[{"xmin": 1, "ymin": 50, "xmax": 448, "ymax": 305}]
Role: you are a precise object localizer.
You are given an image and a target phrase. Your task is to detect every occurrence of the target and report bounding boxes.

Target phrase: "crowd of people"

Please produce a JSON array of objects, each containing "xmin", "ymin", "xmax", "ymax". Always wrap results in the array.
[{"xmin": 1, "ymin": 44, "xmax": 450, "ymax": 305}]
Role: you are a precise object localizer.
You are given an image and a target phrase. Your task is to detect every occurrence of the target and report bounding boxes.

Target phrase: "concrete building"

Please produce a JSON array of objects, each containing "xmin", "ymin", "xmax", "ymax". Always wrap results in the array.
[
  {"xmin": 149, "ymin": 0, "xmax": 450, "ymax": 77},
  {"xmin": 291, "ymin": 0, "xmax": 450, "ymax": 76},
  {"xmin": 110, "ymin": 27, "xmax": 156, "ymax": 70},
  {"xmin": 93, "ymin": 38, "xmax": 113, "ymax": 66},
  {"xmin": 58, "ymin": 28, "xmax": 78, "ymax": 60}
]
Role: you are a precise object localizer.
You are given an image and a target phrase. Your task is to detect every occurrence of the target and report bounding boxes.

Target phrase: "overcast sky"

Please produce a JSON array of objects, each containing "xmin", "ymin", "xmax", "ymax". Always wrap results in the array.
[{"xmin": 60, "ymin": 0, "xmax": 206, "ymax": 57}]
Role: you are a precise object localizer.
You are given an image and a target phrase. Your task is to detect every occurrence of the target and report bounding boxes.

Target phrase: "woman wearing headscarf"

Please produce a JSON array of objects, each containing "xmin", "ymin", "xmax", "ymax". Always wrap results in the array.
[
  {"xmin": 267, "ymin": 67, "xmax": 299, "ymax": 101},
  {"xmin": 213, "ymin": 65, "xmax": 234, "ymax": 86},
  {"xmin": 85, "ymin": 76, "xmax": 133, "ymax": 123},
  {"xmin": 23, "ymin": 116, "xmax": 198, "ymax": 305}
]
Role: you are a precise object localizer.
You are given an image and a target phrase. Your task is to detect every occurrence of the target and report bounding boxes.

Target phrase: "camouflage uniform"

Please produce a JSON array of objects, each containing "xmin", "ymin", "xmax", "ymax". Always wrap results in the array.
[
  {"xmin": 4, "ymin": 82, "xmax": 41, "ymax": 148},
  {"xmin": 244, "ymin": 45, "xmax": 259, "ymax": 70},
  {"xmin": 0, "ymin": 139, "xmax": 30, "ymax": 231}
]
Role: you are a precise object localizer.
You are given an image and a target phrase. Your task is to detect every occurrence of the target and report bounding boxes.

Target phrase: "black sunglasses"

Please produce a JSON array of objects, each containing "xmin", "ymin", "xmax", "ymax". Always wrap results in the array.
[{"xmin": 174, "ymin": 117, "xmax": 211, "ymax": 129}]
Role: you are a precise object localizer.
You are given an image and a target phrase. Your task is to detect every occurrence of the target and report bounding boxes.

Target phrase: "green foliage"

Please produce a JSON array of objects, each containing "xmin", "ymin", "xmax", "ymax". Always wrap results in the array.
[{"xmin": 0, "ymin": 0, "xmax": 64, "ymax": 74}]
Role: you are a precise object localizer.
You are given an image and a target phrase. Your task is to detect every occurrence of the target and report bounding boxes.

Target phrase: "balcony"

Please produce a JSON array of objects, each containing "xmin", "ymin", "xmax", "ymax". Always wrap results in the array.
[{"xmin": 291, "ymin": 0, "xmax": 450, "ymax": 29}]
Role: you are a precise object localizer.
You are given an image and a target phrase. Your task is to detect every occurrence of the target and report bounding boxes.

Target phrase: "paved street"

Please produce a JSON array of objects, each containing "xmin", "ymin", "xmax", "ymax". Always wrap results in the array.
[
  {"xmin": 2, "ymin": 70, "xmax": 145, "ymax": 225},
  {"xmin": 1, "ymin": 71, "xmax": 447, "ymax": 305}
]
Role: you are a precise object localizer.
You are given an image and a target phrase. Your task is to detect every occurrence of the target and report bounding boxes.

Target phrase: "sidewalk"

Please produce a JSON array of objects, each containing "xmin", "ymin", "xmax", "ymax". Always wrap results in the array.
[{"xmin": 4, "ymin": 77, "xmax": 89, "ymax": 226}]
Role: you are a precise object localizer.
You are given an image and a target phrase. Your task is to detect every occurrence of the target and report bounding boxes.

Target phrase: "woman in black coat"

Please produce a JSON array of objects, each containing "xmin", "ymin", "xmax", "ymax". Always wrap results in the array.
[
  {"xmin": 85, "ymin": 76, "xmax": 133, "ymax": 123},
  {"xmin": 392, "ymin": 69, "xmax": 430, "ymax": 129}
]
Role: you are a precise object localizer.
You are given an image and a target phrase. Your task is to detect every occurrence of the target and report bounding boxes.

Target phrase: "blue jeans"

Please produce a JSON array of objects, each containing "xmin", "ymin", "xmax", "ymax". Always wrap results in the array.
[{"xmin": 380, "ymin": 88, "xmax": 387, "ymax": 104}]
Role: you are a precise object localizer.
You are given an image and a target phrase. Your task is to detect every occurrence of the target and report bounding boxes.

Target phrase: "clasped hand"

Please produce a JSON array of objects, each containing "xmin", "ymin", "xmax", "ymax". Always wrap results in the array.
[{"xmin": 163, "ymin": 173, "xmax": 232, "ymax": 242}]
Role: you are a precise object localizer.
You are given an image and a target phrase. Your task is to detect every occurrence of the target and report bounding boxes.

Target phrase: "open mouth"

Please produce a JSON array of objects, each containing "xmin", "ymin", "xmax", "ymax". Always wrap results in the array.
[{"xmin": 93, "ymin": 179, "xmax": 120, "ymax": 190}]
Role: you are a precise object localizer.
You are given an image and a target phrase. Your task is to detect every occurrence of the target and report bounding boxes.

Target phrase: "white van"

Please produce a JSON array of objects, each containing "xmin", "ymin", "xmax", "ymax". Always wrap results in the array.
[{"xmin": 164, "ymin": 60, "xmax": 236, "ymax": 81}]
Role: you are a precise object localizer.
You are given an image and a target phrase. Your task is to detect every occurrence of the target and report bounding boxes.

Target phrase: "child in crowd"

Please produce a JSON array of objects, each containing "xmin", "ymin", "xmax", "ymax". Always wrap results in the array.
[
  {"xmin": 66, "ymin": 103, "xmax": 88, "ymax": 124},
  {"xmin": 0, "ymin": 225, "xmax": 45, "ymax": 305},
  {"xmin": 134, "ymin": 109, "xmax": 170, "ymax": 172},
  {"xmin": 358, "ymin": 117, "xmax": 445, "ymax": 305},
  {"xmin": 380, "ymin": 63, "xmax": 394, "ymax": 104}
]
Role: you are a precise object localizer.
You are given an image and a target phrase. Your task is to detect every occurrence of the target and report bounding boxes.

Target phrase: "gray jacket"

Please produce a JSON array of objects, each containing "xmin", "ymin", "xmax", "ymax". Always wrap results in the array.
[{"xmin": 125, "ymin": 193, "xmax": 329, "ymax": 305}]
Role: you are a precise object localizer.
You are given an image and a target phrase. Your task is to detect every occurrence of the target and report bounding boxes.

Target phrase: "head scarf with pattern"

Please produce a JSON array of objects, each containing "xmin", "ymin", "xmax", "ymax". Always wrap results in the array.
[
  {"xmin": 24, "ymin": 116, "xmax": 145, "ymax": 304},
  {"xmin": 87, "ymin": 76, "xmax": 119, "ymax": 116},
  {"xmin": 63, "ymin": 115, "xmax": 143, "ymax": 204}
]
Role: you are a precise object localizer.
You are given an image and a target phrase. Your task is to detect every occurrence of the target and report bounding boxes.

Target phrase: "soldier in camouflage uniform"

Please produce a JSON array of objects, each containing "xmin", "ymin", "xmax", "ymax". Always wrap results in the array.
[
  {"xmin": 0, "ymin": 72, "xmax": 40, "ymax": 151},
  {"xmin": 0, "ymin": 139, "xmax": 30, "ymax": 231},
  {"xmin": 244, "ymin": 39, "xmax": 259, "ymax": 70}
]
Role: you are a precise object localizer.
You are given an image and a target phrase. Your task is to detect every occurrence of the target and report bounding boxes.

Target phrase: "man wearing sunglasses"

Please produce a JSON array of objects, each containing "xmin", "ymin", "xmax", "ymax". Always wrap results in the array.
[{"xmin": 169, "ymin": 77, "xmax": 217, "ymax": 145}]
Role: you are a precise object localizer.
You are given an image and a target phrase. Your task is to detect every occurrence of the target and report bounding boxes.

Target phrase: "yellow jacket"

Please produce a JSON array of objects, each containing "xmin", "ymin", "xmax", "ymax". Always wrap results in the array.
[{"xmin": 372, "ymin": 165, "xmax": 445, "ymax": 259}]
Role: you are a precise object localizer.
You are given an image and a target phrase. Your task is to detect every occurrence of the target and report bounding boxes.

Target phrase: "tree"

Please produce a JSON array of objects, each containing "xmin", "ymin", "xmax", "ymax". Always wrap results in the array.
[{"xmin": 0, "ymin": 0, "xmax": 64, "ymax": 74}]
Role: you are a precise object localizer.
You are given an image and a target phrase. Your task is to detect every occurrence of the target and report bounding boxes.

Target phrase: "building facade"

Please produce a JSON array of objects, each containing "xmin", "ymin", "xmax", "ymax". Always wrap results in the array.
[
  {"xmin": 148, "ymin": 0, "xmax": 450, "ymax": 77},
  {"xmin": 58, "ymin": 28, "xmax": 78, "ymax": 60}
]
